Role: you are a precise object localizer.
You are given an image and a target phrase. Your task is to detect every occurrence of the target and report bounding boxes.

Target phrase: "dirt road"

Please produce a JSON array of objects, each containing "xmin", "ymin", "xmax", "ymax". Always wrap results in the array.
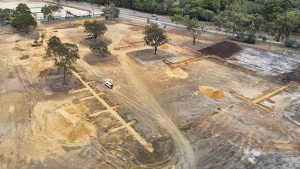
[
  {"xmin": 114, "ymin": 53, "xmax": 196, "ymax": 168},
  {"xmin": 65, "ymin": 23, "xmax": 197, "ymax": 168},
  {"xmin": 102, "ymin": 24, "xmax": 196, "ymax": 168}
]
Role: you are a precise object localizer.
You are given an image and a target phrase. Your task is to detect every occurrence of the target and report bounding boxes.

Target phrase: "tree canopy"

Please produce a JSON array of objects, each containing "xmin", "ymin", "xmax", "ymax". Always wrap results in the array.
[
  {"xmin": 84, "ymin": 20, "xmax": 107, "ymax": 38},
  {"xmin": 66, "ymin": 0, "xmax": 300, "ymax": 42},
  {"xmin": 89, "ymin": 39, "xmax": 111, "ymax": 57},
  {"xmin": 102, "ymin": 4, "xmax": 120, "ymax": 21},
  {"xmin": 0, "ymin": 8, "xmax": 14, "ymax": 25},
  {"xmin": 15, "ymin": 3, "xmax": 30, "ymax": 14},
  {"xmin": 10, "ymin": 4, "xmax": 37, "ymax": 33},
  {"xmin": 144, "ymin": 23, "xmax": 168, "ymax": 55},
  {"xmin": 47, "ymin": 36, "xmax": 80, "ymax": 84},
  {"xmin": 172, "ymin": 15, "xmax": 206, "ymax": 45},
  {"xmin": 41, "ymin": 5, "xmax": 62, "ymax": 21}
]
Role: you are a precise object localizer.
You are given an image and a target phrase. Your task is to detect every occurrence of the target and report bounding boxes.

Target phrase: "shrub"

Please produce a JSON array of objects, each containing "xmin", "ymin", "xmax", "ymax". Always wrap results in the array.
[
  {"xmin": 200, "ymin": 10, "xmax": 215, "ymax": 21},
  {"xmin": 261, "ymin": 36, "xmax": 267, "ymax": 42},
  {"xmin": 284, "ymin": 38, "xmax": 297, "ymax": 48},
  {"xmin": 233, "ymin": 32, "xmax": 256, "ymax": 44},
  {"xmin": 246, "ymin": 33, "xmax": 256, "ymax": 44}
]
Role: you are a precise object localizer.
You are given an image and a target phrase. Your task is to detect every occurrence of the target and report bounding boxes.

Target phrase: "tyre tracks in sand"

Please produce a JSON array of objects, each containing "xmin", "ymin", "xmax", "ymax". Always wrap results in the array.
[
  {"xmin": 75, "ymin": 24, "xmax": 196, "ymax": 168},
  {"xmin": 111, "ymin": 50, "xmax": 196, "ymax": 168}
]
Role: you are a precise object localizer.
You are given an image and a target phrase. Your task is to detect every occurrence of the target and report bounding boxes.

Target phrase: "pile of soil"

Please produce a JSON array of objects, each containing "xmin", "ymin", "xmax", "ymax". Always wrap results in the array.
[
  {"xmin": 199, "ymin": 86, "xmax": 225, "ymax": 99},
  {"xmin": 19, "ymin": 55, "xmax": 29, "ymax": 60},
  {"xmin": 32, "ymin": 102, "xmax": 96, "ymax": 145},
  {"xmin": 44, "ymin": 69, "xmax": 84, "ymax": 93},
  {"xmin": 180, "ymin": 40, "xmax": 210, "ymax": 50},
  {"xmin": 160, "ymin": 44, "xmax": 169, "ymax": 50},
  {"xmin": 84, "ymin": 54, "xmax": 115, "ymax": 65},
  {"xmin": 200, "ymin": 41, "xmax": 242, "ymax": 59}
]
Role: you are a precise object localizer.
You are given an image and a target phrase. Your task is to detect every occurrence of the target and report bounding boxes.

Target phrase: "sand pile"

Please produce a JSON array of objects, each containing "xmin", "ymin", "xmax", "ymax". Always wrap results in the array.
[
  {"xmin": 0, "ymin": 101, "xmax": 96, "ymax": 163},
  {"xmin": 160, "ymin": 44, "xmax": 170, "ymax": 50},
  {"xmin": 32, "ymin": 102, "xmax": 96, "ymax": 146},
  {"xmin": 166, "ymin": 67, "xmax": 188, "ymax": 79},
  {"xmin": 199, "ymin": 86, "xmax": 224, "ymax": 99}
]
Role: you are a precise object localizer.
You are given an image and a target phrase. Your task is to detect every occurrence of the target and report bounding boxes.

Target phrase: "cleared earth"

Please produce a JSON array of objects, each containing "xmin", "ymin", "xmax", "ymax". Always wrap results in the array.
[{"xmin": 0, "ymin": 7, "xmax": 299, "ymax": 169}]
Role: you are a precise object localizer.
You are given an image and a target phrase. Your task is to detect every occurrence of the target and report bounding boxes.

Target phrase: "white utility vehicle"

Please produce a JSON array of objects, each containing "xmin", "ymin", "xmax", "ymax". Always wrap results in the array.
[{"xmin": 104, "ymin": 81, "xmax": 113, "ymax": 89}]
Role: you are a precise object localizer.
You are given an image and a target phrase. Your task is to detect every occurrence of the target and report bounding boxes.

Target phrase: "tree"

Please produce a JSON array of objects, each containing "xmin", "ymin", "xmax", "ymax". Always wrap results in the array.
[
  {"xmin": 171, "ymin": 14, "xmax": 188, "ymax": 24},
  {"xmin": 15, "ymin": 3, "xmax": 30, "ymax": 14},
  {"xmin": 212, "ymin": 15, "xmax": 224, "ymax": 30},
  {"xmin": 41, "ymin": 5, "xmax": 61, "ymax": 21},
  {"xmin": 0, "ymin": 8, "xmax": 14, "ymax": 25},
  {"xmin": 102, "ymin": 4, "xmax": 120, "ymax": 21},
  {"xmin": 41, "ymin": 5, "xmax": 52, "ymax": 21},
  {"xmin": 84, "ymin": 20, "xmax": 107, "ymax": 39},
  {"xmin": 172, "ymin": 15, "xmax": 206, "ymax": 45},
  {"xmin": 89, "ymin": 39, "xmax": 111, "ymax": 57},
  {"xmin": 10, "ymin": 3, "xmax": 37, "ymax": 33},
  {"xmin": 199, "ymin": 9, "xmax": 215, "ymax": 21},
  {"xmin": 10, "ymin": 13, "xmax": 37, "ymax": 33},
  {"xmin": 46, "ymin": 36, "xmax": 62, "ymax": 56},
  {"xmin": 144, "ymin": 23, "xmax": 168, "ymax": 55},
  {"xmin": 46, "ymin": 36, "xmax": 79, "ymax": 84},
  {"xmin": 185, "ymin": 18, "xmax": 205, "ymax": 45}
]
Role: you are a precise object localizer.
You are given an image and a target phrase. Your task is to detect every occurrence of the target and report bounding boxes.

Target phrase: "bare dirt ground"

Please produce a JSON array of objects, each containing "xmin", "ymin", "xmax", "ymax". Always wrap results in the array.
[{"xmin": 0, "ymin": 17, "xmax": 299, "ymax": 169}]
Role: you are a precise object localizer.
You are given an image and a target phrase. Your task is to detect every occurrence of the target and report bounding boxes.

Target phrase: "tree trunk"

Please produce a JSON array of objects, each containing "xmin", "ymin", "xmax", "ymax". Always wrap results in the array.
[
  {"xmin": 275, "ymin": 34, "xmax": 281, "ymax": 42},
  {"xmin": 154, "ymin": 45, "xmax": 157, "ymax": 55},
  {"xmin": 192, "ymin": 30, "xmax": 196, "ymax": 45},
  {"xmin": 193, "ymin": 37, "xmax": 196, "ymax": 45},
  {"xmin": 276, "ymin": 27, "xmax": 283, "ymax": 42},
  {"xmin": 63, "ymin": 66, "xmax": 67, "ymax": 85}
]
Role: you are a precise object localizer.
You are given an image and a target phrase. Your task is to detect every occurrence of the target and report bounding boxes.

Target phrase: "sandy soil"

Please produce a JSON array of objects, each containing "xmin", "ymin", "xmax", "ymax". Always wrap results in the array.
[{"xmin": 0, "ymin": 14, "xmax": 299, "ymax": 169}]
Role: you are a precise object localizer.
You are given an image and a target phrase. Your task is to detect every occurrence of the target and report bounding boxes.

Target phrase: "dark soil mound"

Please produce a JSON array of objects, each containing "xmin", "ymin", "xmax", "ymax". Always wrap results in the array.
[
  {"xmin": 128, "ymin": 49, "xmax": 175, "ymax": 62},
  {"xmin": 200, "ymin": 41, "xmax": 242, "ymax": 59},
  {"xmin": 19, "ymin": 55, "xmax": 29, "ymax": 60},
  {"xmin": 84, "ymin": 54, "xmax": 114, "ymax": 65},
  {"xmin": 44, "ymin": 68, "xmax": 84, "ymax": 93}
]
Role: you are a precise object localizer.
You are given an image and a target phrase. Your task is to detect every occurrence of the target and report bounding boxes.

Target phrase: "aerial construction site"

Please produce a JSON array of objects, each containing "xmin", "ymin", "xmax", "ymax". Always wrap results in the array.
[{"xmin": 0, "ymin": 0, "xmax": 299, "ymax": 169}]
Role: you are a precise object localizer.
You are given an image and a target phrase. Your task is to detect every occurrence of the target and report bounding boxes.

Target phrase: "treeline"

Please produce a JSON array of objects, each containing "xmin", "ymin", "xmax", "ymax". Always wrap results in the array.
[
  {"xmin": 68, "ymin": 0, "xmax": 300, "ymax": 40},
  {"xmin": 1, "ymin": 0, "xmax": 299, "ymax": 45}
]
